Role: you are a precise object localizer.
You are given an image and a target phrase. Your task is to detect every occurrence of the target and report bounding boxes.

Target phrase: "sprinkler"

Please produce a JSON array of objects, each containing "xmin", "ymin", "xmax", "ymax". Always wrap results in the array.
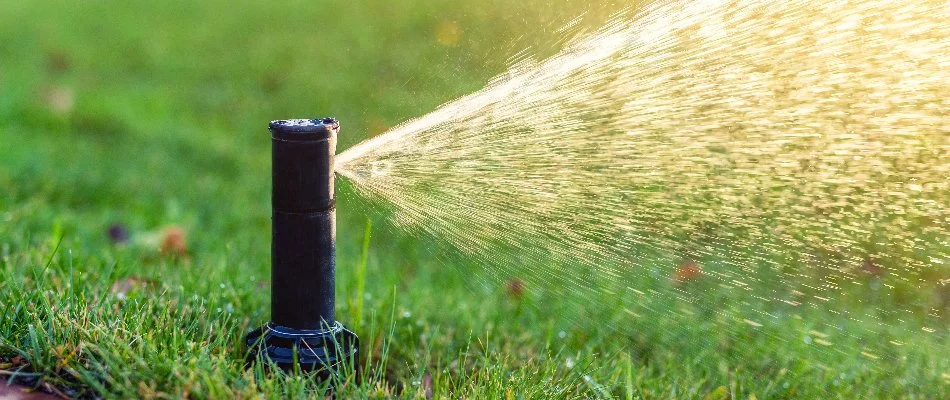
[{"xmin": 246, "ymin": 118, "xmax": 358, "ymax": 375}]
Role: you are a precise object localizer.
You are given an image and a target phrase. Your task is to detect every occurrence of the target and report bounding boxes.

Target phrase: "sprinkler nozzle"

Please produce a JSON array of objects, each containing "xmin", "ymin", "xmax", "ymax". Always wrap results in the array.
[{"xmin": 246, "ymin": 118, "xmax": 358, "ymax": 376}]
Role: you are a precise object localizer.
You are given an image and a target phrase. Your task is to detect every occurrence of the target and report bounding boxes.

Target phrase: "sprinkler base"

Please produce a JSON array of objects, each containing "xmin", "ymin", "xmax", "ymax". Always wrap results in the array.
[{"xmin": 246, "ymin": 322, "xmax": 358, "ymax": 376}]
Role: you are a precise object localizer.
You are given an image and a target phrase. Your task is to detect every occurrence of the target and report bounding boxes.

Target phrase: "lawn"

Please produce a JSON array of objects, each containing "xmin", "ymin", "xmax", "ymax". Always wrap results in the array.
[{"xmin": 1, "ymin": 0, "xmax": 948, "ymax": 398}]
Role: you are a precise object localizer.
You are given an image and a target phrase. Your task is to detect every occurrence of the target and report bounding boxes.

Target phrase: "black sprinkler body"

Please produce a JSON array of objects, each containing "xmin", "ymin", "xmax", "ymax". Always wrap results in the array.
[{"xmin": 246, "ymin": 118, "xmax": 358, "ymax": 375}]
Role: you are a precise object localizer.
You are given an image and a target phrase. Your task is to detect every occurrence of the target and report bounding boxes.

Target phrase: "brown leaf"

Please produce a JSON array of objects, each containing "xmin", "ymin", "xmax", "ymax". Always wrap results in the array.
[
  {"xmin": 505, "ymin": 278, "xmax": 525, "ymax": 300},
  {"xmin": 46, "ymin": 50, "xmax": 71, "ymax": 74},
  {"xmin": 860, "ymin": 258, "xmax": 884, "ymax": 276},
  {"xmin": 159, "ymin": 226, "xmax": 188, "ymax": 257},
  {"xmin": 11, "ymin": 355, "xmax": 27, "ymax": 367},
  {"xmin": 422, "ymin": 374, "xmax": 434, "ymax": 400},
  {"xmin": 673, "ymin": 260, "xmax": 703, "ymax": 284}
]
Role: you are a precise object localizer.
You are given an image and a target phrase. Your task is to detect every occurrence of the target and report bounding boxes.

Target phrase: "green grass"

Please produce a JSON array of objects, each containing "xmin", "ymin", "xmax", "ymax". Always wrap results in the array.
[{"xmin": 1, "ymin": 0, "xmax": 948, "ymax": 398}]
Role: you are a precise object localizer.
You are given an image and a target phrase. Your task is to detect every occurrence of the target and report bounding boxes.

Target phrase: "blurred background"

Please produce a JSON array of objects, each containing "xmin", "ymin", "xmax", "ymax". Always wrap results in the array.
[
  {"xmin": 0, "ymin": 0, "xmax": 622, "ymax": 256},
  {"xmin": 0, "ymin": 0, "xmax": 638, "ymax": 397}
]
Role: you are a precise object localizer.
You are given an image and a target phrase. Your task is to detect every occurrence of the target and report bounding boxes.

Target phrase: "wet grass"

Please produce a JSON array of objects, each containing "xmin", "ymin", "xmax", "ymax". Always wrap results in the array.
[{"xmin": 1, "ymin": 0, "xmax": 948, "ymax": 398}]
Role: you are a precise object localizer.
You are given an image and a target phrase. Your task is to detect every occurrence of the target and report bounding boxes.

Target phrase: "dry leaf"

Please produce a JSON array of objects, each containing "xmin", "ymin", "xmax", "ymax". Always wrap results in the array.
[
  {"xmin": 673, "ymin": 260, "xmax": 703, "ymax": 284},
  {"xmin": 11, "ymin": 355, "xmax": 27, "ymax": 367},
  {"xmin": 422, "ymin": 374, "xmax": 434, "ymax": 400},
  {"xmin": 506, "ymin": 278, "xmax": 526, "ymax": 300},
  {"xmin": 46, "ymin": 51, "xmax": 71, "ymax": 74},
  {"xmin": 860, "ymin": 258, "xmax": 884, "ymax": 276},
  {"xmin": 159, "ymin": 226, "xmax": 188, "ymax": 257}
]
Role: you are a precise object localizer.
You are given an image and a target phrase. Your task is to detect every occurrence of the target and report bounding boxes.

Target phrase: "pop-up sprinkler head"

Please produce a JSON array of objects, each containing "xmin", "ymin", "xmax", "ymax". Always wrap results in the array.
[{"xmin": 246, "ymin": 118, "xmax": 358, "ymax": 376}]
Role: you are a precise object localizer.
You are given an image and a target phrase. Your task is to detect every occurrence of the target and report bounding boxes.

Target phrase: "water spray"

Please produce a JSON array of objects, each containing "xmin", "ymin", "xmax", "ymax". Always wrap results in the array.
[
  {"xmin": 336, "ymin": 0, "xmax": 949, "ymax": 384},
  {"xmin": 246, "ymin": 118, "xmax": 358, "ymax": 375}
]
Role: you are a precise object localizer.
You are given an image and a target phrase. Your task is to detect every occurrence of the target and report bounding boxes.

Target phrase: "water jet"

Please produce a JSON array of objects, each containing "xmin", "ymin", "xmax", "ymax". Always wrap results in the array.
[
  {"xmin": 246, "ymin": 118, "xmax": 358, "ymax": 375},
  {"xmin": 335, "ymin": 0, "xmax": 949, "ymax": 385}
]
